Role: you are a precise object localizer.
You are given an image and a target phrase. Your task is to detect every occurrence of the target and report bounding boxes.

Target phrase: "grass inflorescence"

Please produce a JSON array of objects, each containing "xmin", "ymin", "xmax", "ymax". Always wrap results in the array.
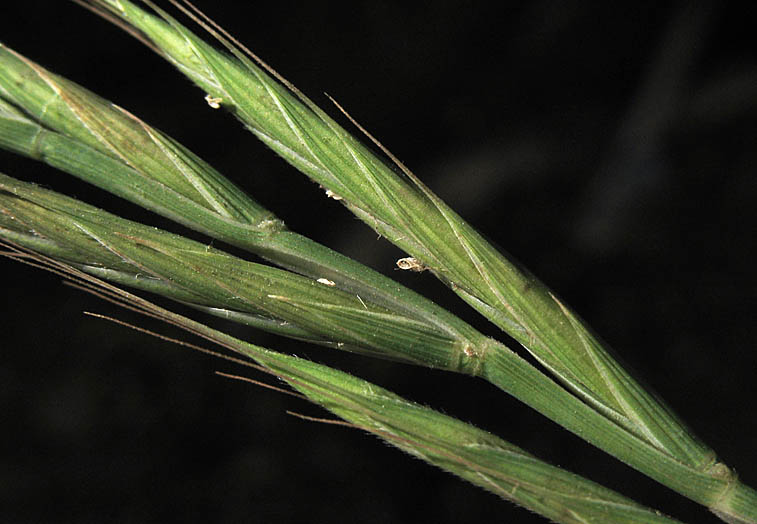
[{"xmin": 0, "ymin": 1, "xmax": 755, "ymax": 522}]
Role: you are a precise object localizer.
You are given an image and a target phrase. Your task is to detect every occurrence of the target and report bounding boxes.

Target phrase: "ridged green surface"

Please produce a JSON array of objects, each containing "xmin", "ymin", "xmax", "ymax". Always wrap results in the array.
[{"xmin": 0, "ymin": 1, "xmax": 753, "ymax": 521}]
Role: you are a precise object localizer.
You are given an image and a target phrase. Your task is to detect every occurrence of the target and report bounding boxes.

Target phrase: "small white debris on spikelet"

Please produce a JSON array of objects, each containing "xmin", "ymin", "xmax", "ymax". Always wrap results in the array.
[
  {"xmin": 205, "ymin": 94, "xmax": 223, "ymax": 108},
  {"xmin": 396, "ymin": 257, "xmax": 427, "ymax": 272},
  {"xmin": 325, "ymin": 189, "xmax": 343, "ymax": 201}
]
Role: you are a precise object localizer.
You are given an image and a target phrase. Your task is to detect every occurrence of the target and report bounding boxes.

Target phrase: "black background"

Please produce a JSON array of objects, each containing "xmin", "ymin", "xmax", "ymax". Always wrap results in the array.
[{"xmin": 1, "ymin": 2, "xmax": 756, "ymax": 523}]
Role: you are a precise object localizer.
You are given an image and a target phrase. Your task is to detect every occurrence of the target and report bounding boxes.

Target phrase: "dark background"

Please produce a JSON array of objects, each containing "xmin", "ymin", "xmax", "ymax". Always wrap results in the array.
[{"xmin": 1, "ymin": 2, "xmax": 756, "ymax": 523}]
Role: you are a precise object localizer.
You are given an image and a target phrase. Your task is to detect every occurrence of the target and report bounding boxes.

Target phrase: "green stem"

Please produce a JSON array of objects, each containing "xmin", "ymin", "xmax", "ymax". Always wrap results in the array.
[{"xmin": 711, "ymin": 482, "xmax": 757, "ymax": 524}]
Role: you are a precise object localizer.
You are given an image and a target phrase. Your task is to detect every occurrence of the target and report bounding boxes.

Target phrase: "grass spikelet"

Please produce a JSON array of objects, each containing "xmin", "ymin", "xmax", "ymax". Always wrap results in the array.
[
  {"xmin": 66, "ymin": 2, "xmax": 757, "ymax": 520},
  {"xmin": 0, "ymin": 239, "xmax": 686, "ymax": 524}
]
